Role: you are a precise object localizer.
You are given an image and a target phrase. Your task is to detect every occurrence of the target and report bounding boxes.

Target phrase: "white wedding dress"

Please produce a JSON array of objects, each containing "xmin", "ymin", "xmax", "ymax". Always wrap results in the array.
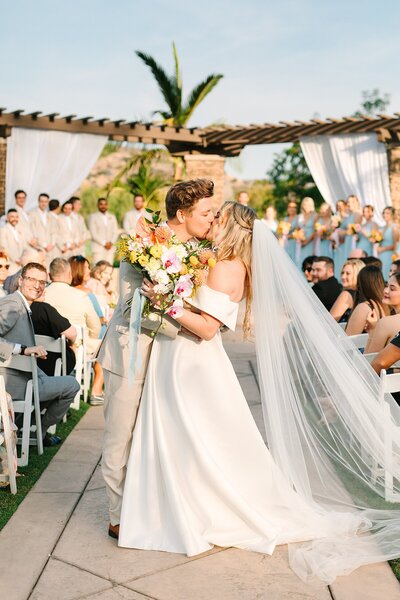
[{"xmin": 118, "ymin": 285, "xmax": 360, "ymax": 559}]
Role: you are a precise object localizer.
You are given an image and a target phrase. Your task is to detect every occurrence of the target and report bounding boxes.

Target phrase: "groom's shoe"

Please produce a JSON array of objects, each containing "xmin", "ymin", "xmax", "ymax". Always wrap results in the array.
[{"xmin": 108, "ymin": 523, "xmax": 119, "ymax": 539}]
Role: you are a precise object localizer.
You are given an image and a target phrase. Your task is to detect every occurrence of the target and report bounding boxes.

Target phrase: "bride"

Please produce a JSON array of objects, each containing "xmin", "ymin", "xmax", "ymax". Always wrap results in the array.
[{"xmin": 119, "ymin": 201, "xmax": 400, "ymax": 584}]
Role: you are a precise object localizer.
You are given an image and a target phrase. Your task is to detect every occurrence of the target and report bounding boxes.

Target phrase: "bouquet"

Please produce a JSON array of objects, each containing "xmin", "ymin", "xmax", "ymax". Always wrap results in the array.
[
  {"xmin": 276, "ymin": 220, "xmax": 291, "ymax": 238},
  {"xmin": 314, "ymin": 222, "xmax": 329, "ymax": 238},
  {"xmin": 369, "ymin": 229, "xmax": 383, "ymax": 244},
  {"xmin": 331, "ymin": 215, "xmax": 341, "ymax": 229},
  {"xmin": 292, "ymin": 228, "xmax": 306, "ymax": 242},
  {"xmin": 117, "ymin": 209, "xmax": 216, "ymax": 331},
  {"xmin": 347, "ymin": 224, "xmax": 358, "ymax": 235}
]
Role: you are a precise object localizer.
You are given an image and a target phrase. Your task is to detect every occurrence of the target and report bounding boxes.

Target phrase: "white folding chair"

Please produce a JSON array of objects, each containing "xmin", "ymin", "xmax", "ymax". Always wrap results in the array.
[
  {"xmin": 338, "ymin": 322, "xmax": 347, "ymax": 330},
  {"xmin": 35, "ymin": 334, "xmax": 67, "ymax": 377},
  {"xmin": 347, "ymin": 333, "xmax": 369, "ymax": 351},
  {"xmin": 4, "ymin": 354, "xmax": 43, "ymax": 467},
  {"xmin": 0, "ymin": 375, "xmax": 17, "ymax": 494},
  {"xmin": 72, "ymin": 325, "xmax": 93, "ymax": 408},
  {"xmin": 364, "ymin": 352, "xmax": 378, "ymax": 364}
]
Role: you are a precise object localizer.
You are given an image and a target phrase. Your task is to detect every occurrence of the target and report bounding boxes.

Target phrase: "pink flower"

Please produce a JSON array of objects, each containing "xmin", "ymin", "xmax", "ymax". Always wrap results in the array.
[
  {"xmin": 174, "ymin": 274, "xmax": 194, "ymax": 298},
  {"xmin": 161, "ymin": 248, "xmax": 181, "ymax": 274},
  {"xmin": 167, "ymin": 298, "xmax": 184, "ymax": 318}
]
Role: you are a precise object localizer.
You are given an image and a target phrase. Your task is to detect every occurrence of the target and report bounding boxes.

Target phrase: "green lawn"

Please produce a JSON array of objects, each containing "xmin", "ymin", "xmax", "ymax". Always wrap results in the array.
[{"xmin": 0, "ymin": 402, "xmax": 90, "ymax": 530}]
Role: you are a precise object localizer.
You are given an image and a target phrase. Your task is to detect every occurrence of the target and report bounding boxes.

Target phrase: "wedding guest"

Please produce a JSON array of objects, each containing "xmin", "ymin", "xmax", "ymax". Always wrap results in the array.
[
  {"xmin": 314, "ymin": 203, "xmax": 333, "ymax": 258},
  {"xmin": 0, "ymin": 252, "xmax": 10, "ymax": 298},
  {"xmin": 301, "ymin": 255, "xmax": 316, "ymax": 285},
  {"xmin": 283, "ymin": 201, "xmax": 299, "ymax": 263},
  {"xmin": 262, "ymin": 206, "xmax": 278, "ymax": 233},
  {"xmin": 237, "ymin": 191, "xmax": 250, "ymax": 206},
  {"xmin": 333, "ymin": 199, "xmax": 348, "ymax": 279},
  {"xmin": 378, "ymin": 206, "xmax": 398, "ymax": 281},
  {"xmin": 311, "ymin": 256, "xmax": 342, "ymax": 311},
  {"xmin": 389, "ymin": 259, "xmax": 400, "ymax": 278},
  {"xmin": 123, "ymin": 195, "xmax": 145, "ymax": 235},
  {"xmin": 86, "ymin": 260, "xmax": 116, "ymax": 316},
  {"xmin": 56, "ymin": 200, "xmax": 77, "ymax": 259},
  {"xmin": 298, "ymin": 197, "xmax": 317, "ymax": 265},
  {"xmin": 0, "ymin": 210, "xmax": 28, "ymax": 272},
  {"xmin": 29, "ymin": 193, "xmax": 56, "ymax": 262},
  {"xmin": 343, "ymin": 194, "xmax": 362, "ymax": 258},
  {"xmin": 362, "ymin": 256, "xmax": 383, "ymax": 269},
  {"xmin": 71, "ymin": 196, "xmax": 91, "ymax": 256},
  {"xmin": 330, "ymin": 259, "xmax": 365, "ymax": 322},
  {"xmin": 14, "ymin": 189, "xmax": 37, "ymax": 249},
  {"xmin": 348, "ymin": 249, "xmax": 367, "ymax": 259},
  {"xmin": 345, "ymin": 266, "xmax": 388, "ymax": 335},
  {"xmin": 356, "ymin": 204, "xmax": 378, "ymax": 256},
  {"xmin": 69, "ymin": 255, "xmax": 105, "ymax": 405},
  {"xmin": 3, "ymin": 248, "xmax": 47, "ymax": 294},
  {"xmin": 88, "ymin": 198, "xmax": 119, "ymax": 264},
  {"xmin": 365, "ymin": 272, "xmax": 400, "ymax": 354},
  {"xmin": 371, "ymin": 331, "xmax": 400, "ymax": 375},
  {"xmin": 49, "ymin": 199, "xmax": 61, "ymax": 216}
]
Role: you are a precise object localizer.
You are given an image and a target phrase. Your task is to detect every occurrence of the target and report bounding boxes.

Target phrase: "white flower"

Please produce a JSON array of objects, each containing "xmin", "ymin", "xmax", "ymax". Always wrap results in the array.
[
  {"xmin": 147, "ymin": 312, "xmax": 160, "ymax": 322},
  {"xmin": 128, "ymin": 240, "xmax": 142, "ymax": 253},
  {"xmin": 174, "ymin": 244, "xmax": 188, "ymax": 260},
  {"xmin": 154, "ymin": 269, "xmax": 170, "ymax": 285},
  {"xmin": 154, "ymin": 282, "xmax": 173, "ymax": 294}
]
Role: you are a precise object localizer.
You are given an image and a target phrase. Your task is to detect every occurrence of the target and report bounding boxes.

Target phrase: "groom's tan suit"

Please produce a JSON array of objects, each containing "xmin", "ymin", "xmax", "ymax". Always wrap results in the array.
[{"xmin": 97, "ymin": 260, "xmax": 180, "ymax": 525}]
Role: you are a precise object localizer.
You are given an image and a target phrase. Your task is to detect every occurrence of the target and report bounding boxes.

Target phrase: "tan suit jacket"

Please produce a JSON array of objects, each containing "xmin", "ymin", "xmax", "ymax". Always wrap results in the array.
[
  {"xmin": 55, "ymin": 214, "xmax": 77, "ymax": 258},
  {"xmin": 29, "ymin": 208, "xmax": 55, "ymax": 250},
  {"xmin": 88, "ymin": 211, "xmax": 119, "ymax": 263},
  {"xmin": 72, "ymin": 213, "xmax": 91, "ymax": 255},
  {"xmin": 0, "ymin": 224, "xmax": 27, "ymax": 266},
  {"xmin": 15, "ymin": 207, "xmax": 34, "ymax": 244},
  {"xmin": 122, "ymin": 209, "xmax": 143, "ymax": 235}
]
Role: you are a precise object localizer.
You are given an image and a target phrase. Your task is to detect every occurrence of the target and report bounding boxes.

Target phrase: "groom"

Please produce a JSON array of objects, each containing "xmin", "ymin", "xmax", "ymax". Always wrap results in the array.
[{"xmin": 98, "ymin": 178, "xmax": 215, "ymax": 539}]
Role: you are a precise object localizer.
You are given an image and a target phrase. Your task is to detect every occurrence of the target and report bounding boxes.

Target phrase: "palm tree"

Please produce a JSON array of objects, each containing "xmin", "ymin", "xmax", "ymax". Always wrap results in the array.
[{"xmin": 135, "ymin": 42, "xmax": 223, "ymax": 127}]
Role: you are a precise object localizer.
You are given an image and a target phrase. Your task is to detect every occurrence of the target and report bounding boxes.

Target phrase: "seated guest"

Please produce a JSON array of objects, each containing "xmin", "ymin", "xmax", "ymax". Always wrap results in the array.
[
  {"xmin": 3, "ymin": 248, "xmax": 47, "ymax": 294},
  {"xmin": 0, "ymin": 252, "xmax": 10, "ymax": 297},
  {"xmin": 345, "ymin": 266, "xmax": 388, "ymax": 335},
  {"xmin": 0, "ymin": 262, "xmax": 80, "ymax": 445},
  {"xmin": 371, "ymin": 331, "xmax": 400, "ymax": 375},
  {"xmin": 31, "ymin": 290, "xmax": 77, "ymax": 376},
  {"xmin": 348, "ymin": 248, "xmax": 367, "ymax": 259},
  {"xmin": 302, "ymin": 255, "xmax": 317, "ymax": 285},
  {"xmin": 389, "ymin": 259, "xmax": 400, "ymax": 279},
  {"xmin": 45, "ymin": 259, "xmax": 101, "ymax": 355},
  {"xmin": 362, "ymin": 256, "xmax": 383, "ymax": 270},
  {"xmin": 330, "ymin": 259, "xmax": 365, "ymax": 322},
  {"xmin": 365, "ymin": 272, "xmax": 400, "ymax": 353},
  {"xmin": 86, "ymin": 260, "xmax": 116, "ymax": 312},
  {"xmin": 311, "ymin": 256, "xmax": 342, "ymax": 311},
  {"xmin": 0, "ymin": 210, "xmax": 28, "ymax": 272}
]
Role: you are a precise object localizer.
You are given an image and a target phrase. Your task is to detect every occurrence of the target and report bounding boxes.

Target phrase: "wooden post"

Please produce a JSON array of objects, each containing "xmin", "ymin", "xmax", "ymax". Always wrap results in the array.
[
  {"xmin": 388, "ymin": 146, "xmax": 400, "ymax": 213},
  {"xmin": 184, "ymin": 154, "xmax": 225, "ymax": 211}
]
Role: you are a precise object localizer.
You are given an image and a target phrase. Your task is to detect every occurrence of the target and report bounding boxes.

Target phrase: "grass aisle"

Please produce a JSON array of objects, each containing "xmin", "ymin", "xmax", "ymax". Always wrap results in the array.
[{"xmin": 0, "ymin": 403, "xmax": 90, "ymax": 530}]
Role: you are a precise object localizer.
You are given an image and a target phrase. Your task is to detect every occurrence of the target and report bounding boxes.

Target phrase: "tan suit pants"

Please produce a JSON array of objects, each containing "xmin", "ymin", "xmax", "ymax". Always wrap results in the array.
[{"xmin": 102, "ymin": 333, "xmax": 153, "ymax": 525}]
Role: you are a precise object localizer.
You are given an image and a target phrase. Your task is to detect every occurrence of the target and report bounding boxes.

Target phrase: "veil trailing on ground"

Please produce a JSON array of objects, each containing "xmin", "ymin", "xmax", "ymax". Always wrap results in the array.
[{"xmin": 252, "ymin": 219, "xmax": 400, "ymax": 583}]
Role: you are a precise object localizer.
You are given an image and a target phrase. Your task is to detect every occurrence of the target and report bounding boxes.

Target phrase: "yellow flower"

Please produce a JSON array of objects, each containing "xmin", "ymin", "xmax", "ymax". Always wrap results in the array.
[
  {"xmin": 180, "ymin": 264, "xmax": 188, "ymax": 275},
  {"xmin": 129, "ymin": 251, "xmax": 138, "ymax": 263},
  {"xmin": 208, "ymin": 257, "xmax": 217, "ymax": 268},
  {"xmin": 150, "ymin": 245, "xmax": 163, "ymax": 259},
  {"xmin": 138, "ymin": 254, "xmax": 149, "ymax": 267},
  {"xmin": 189, "ymin": 255, "xmax": 199, "ymax": 267}
]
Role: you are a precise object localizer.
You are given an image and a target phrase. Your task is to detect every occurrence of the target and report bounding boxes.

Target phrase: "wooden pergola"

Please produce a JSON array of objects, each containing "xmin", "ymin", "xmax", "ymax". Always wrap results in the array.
[{"xmin": 1, "ymin": 107, "xmax": 400, "ymax": 209}]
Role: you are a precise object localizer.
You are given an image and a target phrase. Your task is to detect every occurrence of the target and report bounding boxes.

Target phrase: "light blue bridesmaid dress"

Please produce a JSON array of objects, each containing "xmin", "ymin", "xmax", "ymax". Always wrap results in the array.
[
  {"xmin": 334, "ymin": 214, "xmax": 351, "ymax": 279},
  {"xmin": 342, "ymin": 212, "xmax": 358, "ymax": 258},
  {"xmin": 284, "ymin": 214, "xmax": 299, "ymax": 263},
  {"xmin": 315, "ymin": 218, "xmax": 333, "ymax": 258},
  {"xmin": 299, "ymin": 213, "xmax": 316, "ymax": 265},
  {"xmin": 380, "ymin": 226, "xmax": 395, "ymax": 281},
  {"xmin": 356, "ymin": 222, "xmax": 374, "ymax": 256}
]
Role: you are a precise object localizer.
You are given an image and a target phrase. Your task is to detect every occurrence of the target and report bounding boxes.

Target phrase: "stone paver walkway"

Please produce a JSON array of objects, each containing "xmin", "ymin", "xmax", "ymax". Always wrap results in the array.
[{"xmin": 1, "ymin": 335, "xmax": 400, "ymax": 599}]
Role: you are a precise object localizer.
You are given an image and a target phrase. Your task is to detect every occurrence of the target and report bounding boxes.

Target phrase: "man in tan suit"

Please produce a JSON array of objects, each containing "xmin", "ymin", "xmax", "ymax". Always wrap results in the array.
[
  {"xmin": 14, "ymin": 190, "xmax": 38, "ymax": 249},
  {"xmin": 88, "ymin": 198, "xmax": 118, "ymax": 264},
  {"xmin": 29, "ymin": 194, "xmax": 57, "ymax": 263},
  {"xmin": 55, "ymin": 201, "xmax": 78, "ymax": 259},
  {"xmin": 71, "ymin": 196, "xmax": 91, "ymax": 256},
  {"xmin": 122, "ymin": 194, "xmax": 145, "ymax": 235},
  {"xmin": 97, "ymin": 178, "xmax": 215, "ymax": 539},
  {"xmin": 0, "ymin": 210, "xmax": 28, "ymax": 272}
]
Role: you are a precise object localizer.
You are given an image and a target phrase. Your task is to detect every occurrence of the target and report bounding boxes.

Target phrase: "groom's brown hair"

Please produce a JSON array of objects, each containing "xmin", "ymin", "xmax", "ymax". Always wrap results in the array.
[{"xmin": 165, "ymin": 179, "xmax": 214, "ymax": 219}]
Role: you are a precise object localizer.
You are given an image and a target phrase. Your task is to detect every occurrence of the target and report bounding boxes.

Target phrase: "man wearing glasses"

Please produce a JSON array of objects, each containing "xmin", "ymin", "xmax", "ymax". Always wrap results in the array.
[{"xmin": 0, "ymin": 262, "xmax": 80, "ymax": 446}]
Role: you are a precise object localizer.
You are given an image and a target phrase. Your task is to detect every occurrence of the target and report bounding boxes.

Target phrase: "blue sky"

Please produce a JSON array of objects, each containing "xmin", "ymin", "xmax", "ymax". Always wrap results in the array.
[{"xmin": 1, "ymin": 0, "xmax": 399, "ymax": 178}]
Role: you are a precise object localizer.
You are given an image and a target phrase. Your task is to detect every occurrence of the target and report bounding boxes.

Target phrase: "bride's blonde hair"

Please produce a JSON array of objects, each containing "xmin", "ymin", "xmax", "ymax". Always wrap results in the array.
[{"xmin": 217, "ymin": 201, "xmax": 257, "ymax": 338}]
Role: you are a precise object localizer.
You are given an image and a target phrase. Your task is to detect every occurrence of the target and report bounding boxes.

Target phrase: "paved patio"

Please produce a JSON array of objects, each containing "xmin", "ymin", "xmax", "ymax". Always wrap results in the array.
[{"xmin": 1, "ymin": 334, "xmax": 400, "ymax": 600}]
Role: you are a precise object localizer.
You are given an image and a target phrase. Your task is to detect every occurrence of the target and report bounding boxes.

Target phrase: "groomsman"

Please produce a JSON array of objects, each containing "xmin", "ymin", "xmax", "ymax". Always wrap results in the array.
[
  {"xmin": 70, "ymin": 196, "xmax": 91, "ymax": 256},
  {"xmin": 0, "ymin": 210, "xmax": 28, "ymax": 272},
  {"xmin": 56, "ymin": 200, "xmax": 77, "ymax": 259},
  {"xmin": 122, "ymin": 194, "xmax": 145, "ymax": 235},
  {"xmin": 88, "ymin": 198, "xmax": 118, "ymax": 264},
  {"xmin": 29, "ymin": 193, "xmax": 57, "ymax": 262},
  {"xmin": 14, "ymin": 190, "xmax": 37, "ymax": 249}
]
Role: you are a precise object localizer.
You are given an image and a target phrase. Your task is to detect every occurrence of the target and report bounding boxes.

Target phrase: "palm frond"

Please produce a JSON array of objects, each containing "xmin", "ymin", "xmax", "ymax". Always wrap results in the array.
[
  {"xmin": 181, "ymin": 74, "xmax": 223, "ymax": 125},
  {"xmin": 135, "ymin": 50, "xmax": 180, "ymax": 116},
  {"xmin": 172, "ymin": 42, "xmax": 182, "ymax": 112}
]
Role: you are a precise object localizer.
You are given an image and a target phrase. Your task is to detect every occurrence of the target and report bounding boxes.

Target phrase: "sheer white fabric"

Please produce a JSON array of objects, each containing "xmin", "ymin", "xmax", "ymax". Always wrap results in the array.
[
  {"xmin": 253, "ymin": 220, "xmax": 400, "ymax": 582},
  {"xmin": 5, "ymin": 127, "xmax": 107, "ymax": 211},
  {"xmin": 300, "ymin": 134, "xmax": 391, "ymax": 225}
]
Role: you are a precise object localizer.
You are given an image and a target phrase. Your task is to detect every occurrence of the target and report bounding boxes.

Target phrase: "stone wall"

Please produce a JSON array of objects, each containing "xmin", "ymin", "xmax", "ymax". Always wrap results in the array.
[
  {"xmin": 184, "ymin": 154, "xmax": 225, "ymax": 210},
  {"xmin": 0, "ymin": 138, "xmax": 6, "ymax": 214},
  {"xmin": 389, "ymin": 146, "xmax": 400, "ymax": 213}
]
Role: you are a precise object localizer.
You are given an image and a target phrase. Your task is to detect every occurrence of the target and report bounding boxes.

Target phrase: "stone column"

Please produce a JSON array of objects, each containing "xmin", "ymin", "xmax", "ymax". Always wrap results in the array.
[
  {"xmin": 0, "ymin": 136, "xmax": 7, "ymax": 214},
  {"xmin": 388, "ymin": 146, "xmax": 400, "ymax": 213},
  {"xmin": 184, "ymin": 154, "xmax": 225, "ymax": 210}
]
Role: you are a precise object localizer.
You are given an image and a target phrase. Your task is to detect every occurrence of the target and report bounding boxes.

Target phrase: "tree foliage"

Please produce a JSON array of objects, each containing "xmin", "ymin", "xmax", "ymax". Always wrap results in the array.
[
  {"xmin": 135, "ymin": 43, "xmax": 223, "ymax": 127},
  {"xmin": 354, "ymin": 89, "xmax": 391, "ymax": 117}
]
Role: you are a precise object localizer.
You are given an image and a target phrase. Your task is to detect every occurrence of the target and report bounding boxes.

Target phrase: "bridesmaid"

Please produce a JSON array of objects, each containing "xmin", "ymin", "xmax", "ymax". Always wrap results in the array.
[
  {"xmin": 314, "ymin": 203, "xmax": 333, "ymax": 258},
  {"xmin": 335, "ymin": 195, "xmax": 361, "ymax": 277},
  {"xmin": 283, "ymin": 200, "xmax": 299, "ymax": 263},
  {"xmin": 356, "ymin": 204, "xmax": 378, "ymax": 256},
  {"xmin": 332, "ymin": 199, "xmax": 349, "ymax": 279},
  {"xmin": 378, "ymin": 206, "xmax": 399, "ymax": 281},
  {"xmin": 298, "ymin": 197, "xmax": 317, "ymax": 265}
]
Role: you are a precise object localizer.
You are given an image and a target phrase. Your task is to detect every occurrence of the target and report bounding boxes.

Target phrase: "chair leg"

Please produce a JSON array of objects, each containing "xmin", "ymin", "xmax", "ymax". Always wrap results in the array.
[{"xmin": 18, "ymin": 387, "xmax": 33, "ymax": 468}]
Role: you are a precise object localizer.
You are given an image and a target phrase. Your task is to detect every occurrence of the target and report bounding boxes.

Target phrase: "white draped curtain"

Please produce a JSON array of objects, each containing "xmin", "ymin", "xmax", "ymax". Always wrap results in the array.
[
  {"xmin": 5, "ymin": 127, "xmax": 108, "ymax": 212},
  {"xmin": 300, "ymin": 133, "xmax": 391, "ymax": 225}
]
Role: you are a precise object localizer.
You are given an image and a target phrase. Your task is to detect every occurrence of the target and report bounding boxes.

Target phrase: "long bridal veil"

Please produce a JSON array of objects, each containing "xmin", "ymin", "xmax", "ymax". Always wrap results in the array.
[{"xmin": 252, "ymin": 220, "xmax": 400, "ymax": 583}]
